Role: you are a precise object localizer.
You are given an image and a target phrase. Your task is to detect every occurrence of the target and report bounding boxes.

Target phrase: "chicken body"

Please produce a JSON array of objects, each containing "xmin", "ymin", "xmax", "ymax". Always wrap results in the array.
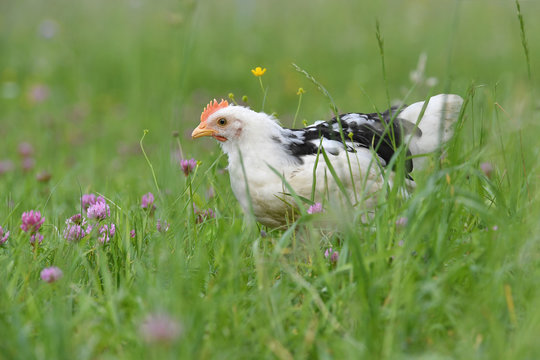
[{"xmin": 192, "ymin": 94, "xmax": 464, "ymax": 227}]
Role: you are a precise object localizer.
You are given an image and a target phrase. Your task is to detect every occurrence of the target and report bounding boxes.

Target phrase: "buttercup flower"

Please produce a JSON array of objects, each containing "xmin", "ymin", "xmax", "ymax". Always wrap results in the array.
[
  {"xmin": 0, "ymin": 226, "xmax": 9, "ymax": 245},
  {"xmin": 307, "ymin": 202, "xmax": 323, "ymax": 214},
  {"xmin": 180, "ymin": 158, "xmax": 197, "ymax": 177},
  {"xmin": 140, "ymin": 313, "xmax": 182, "ymax": 344},
  {"xmin": 40, "ymin": 266, "xmax": 63, "ymax": 283},
  {"xmin": 251, "ymin": 67, "xmax": 267, "ymax": 77}
]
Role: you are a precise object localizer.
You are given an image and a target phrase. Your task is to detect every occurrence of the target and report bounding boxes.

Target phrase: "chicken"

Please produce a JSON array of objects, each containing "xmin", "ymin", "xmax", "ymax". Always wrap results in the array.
[{"xmin": 192, "ymin": 94, "xmax": 464, "ymax": 227}]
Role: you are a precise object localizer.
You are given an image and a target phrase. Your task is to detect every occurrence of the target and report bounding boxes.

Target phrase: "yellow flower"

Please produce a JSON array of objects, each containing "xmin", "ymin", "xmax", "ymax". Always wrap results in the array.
[
  {"xmin": 251, "ymin": 67, "xmax": 266, "ymax": 77},
  {"xmin": 296, "ymin": 87, "xmax": 305, "ymax": 95}
]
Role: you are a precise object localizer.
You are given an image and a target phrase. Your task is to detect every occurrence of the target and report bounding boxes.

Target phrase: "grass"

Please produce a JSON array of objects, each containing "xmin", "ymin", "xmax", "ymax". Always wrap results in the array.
[{"xmin": 1, "ymin": 0, "xmax": 540, "ymax": 358}]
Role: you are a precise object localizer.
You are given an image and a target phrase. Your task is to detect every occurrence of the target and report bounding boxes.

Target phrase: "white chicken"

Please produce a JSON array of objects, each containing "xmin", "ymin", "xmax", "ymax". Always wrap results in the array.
[{"xmin": 192, "ymin": 94, "xmax": 463, "ymax": 227}]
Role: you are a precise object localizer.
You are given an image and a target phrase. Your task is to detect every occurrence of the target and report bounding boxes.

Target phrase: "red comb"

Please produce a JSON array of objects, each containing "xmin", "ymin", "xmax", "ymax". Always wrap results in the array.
[{"xmin": 200, "ymin": 99, "xmax": 229, "ymax": 122}]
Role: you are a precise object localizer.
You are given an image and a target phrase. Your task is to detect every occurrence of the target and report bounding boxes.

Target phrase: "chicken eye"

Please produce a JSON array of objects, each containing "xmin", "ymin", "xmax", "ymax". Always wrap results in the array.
[{"xmin": 217, "ymin": 118, "xmax": 227, "ymax": 126}]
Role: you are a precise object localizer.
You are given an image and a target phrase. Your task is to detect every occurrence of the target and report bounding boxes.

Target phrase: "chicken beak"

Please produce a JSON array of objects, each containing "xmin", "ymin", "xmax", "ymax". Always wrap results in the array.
[{"xmin": 191, "ymin": 123, "xmax": 216, "ymax": 139}]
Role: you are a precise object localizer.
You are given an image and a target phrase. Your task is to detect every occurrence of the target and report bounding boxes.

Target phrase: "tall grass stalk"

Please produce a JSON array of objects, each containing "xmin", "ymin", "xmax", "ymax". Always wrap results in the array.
[
  {"xmin": 139, "ymin": 129, "xmax": 161, "ymax": 196},
  {"xmin": 515, "ymin": 0, "xmax": 532, "ymax": 79},
  {"xmin": 375, "ymin": 20, "xmax": 391, "ymax": 110},
  {"xmin": 292, "ymin": 63, "xmax": 358, "ymax": 203}
]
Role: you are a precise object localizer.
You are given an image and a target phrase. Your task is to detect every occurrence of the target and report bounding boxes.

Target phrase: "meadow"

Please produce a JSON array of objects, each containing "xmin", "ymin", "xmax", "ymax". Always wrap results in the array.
[{"xmin": 1, "ymin": 0, "xmax": 540, "ymax": 358}]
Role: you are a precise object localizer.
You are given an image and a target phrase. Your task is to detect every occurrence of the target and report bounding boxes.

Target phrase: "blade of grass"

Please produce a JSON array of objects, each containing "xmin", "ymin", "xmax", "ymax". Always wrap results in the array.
[
  {"xmin": 375, "ymin": 20, "xmax": 391, "ymax": 110},
  {"xmin": 292, "ymin": 63, "xmax": 358, "ymax": 202},
  {"xmin": 515, "ymin": 0, "xmax": 532, "ymax": 79},
  {"xmin": 140, "ymin": 129, "xmax": 161, "ymax": 197}
]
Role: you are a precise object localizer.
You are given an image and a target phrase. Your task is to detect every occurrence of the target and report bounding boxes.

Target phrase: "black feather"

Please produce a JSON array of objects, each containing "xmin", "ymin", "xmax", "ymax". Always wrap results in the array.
[{"xmin": 282, "ymin": 106, "xmax": 414, "ymax": 173}]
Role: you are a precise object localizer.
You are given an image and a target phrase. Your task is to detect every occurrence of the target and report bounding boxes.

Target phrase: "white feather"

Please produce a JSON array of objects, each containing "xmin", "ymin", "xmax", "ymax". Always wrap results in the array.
[{"xmin": 400, "ymin": 94, "xmax": 463, "ymax": 170}]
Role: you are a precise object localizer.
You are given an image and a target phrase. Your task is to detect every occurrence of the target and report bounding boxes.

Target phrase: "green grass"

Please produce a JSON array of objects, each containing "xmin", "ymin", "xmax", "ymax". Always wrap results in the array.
[{"xmin": 1, "ymin": 0, "xmax": 540, "ymax": 358}]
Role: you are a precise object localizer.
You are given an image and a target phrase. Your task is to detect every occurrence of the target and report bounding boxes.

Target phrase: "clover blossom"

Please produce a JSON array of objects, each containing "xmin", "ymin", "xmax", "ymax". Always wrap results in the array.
[
  {"xmin": 81, "ymin": 194, "xmax": 106, "ymax": 212},
  {"xmin": 141, "ymin": 192, "xmax": 156, "ymax": 211},
  {"xmin": 36, "ymin": 171, "xmax": 52, "ymax": 183},
  {"xmin": 481, "ymin": 162, "xmax": 494, "ymax": 178},
  {"xmin": 22, "ymin": 157, "xmax": 35, "ymax": 172},
  {"xmin": 193, "ymin": 204, "xmax": 216, "ymax": 224},
  {"xmin": 324, "ymin": 248, "xmax": 339, "ymax": 264},
  {"xmin": 40, "ymin": 266, "xmax": 63, "ymax": 283},
  {"xmin": 396, "ymin": 217, "xmax": 408, "ymax": 228},
  {"xmin": 87, "ymin": 200, "xmax": 110, "ymax": 221},
  {"xmin": 180, "ymin": 158, "xmax": 197, "ymax": 177},
  {"xmin": 18, "ymin": 142, "xmax": 34, "ymax": 158},
  {"xmin": 81, "ymin": 194, "xmax": 97, "ymax": 210},
  {"xmin": 98, "ymin": 223, "xmax": 116, "ymax": 244},
  {"xmin": 27, "ymin": 84, "xmax": 50, "ymax": 103},
  {"xmin": 156, "ymin": 220, "xmax": 169, "ymax": 233},
  {"xmin": 0, "ymin": 160, "xmax": 14, "ymax": 175},
  {"xmin": 69, "ymin": 213, "xmax": 84, "ymax": 224},
  {"xmin": 30, "ymin": 233, "xmax": 44, "ymax": 244},
  {"xmin": 21, "ymin": 210, "xmax": 45, "ymax": 233},
  {"xmin": 63, "ymin": 214, "xmax": 87, "ymax": 242},
  {"xmin": 64, "ymin": 224, "xmax": 85, "ymax": 242},
  {"xmin": 307, "ymin": 202, "xmax": 323, "ymax": 214},
  {"xmin": 140, "ymin": 313, "xmax": 182, "ymax": 345},
  {"xmin": 0, "ymin": 226, "xmax": 9, "ymax": 245}
]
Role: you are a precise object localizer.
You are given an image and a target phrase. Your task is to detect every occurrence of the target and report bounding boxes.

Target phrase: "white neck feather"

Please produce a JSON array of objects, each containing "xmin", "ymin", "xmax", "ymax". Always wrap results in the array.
[{"xmin": 220, "ymin": 112, "xmax": 295, "ymax": 170}]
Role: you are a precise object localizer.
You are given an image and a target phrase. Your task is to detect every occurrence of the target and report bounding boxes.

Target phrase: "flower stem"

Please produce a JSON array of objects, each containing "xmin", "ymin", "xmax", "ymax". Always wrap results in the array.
[
  {"xmin": 140, "ymin": 130, "xmax": 161, "ymax": 196},
  {"xmin": 258, "ymin": 77, "xmax": 267, "ymax": 111},
  {"xmin": 187, "ymin": 173, "xmax": 197, "ymax": 246},
  {"xmin": 292, "ymin": 92, "xmax": 303, "ymax": 128},
  {"xmin": 175, "ymin": 137, "xmax": 184, "ymax": 161}
]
